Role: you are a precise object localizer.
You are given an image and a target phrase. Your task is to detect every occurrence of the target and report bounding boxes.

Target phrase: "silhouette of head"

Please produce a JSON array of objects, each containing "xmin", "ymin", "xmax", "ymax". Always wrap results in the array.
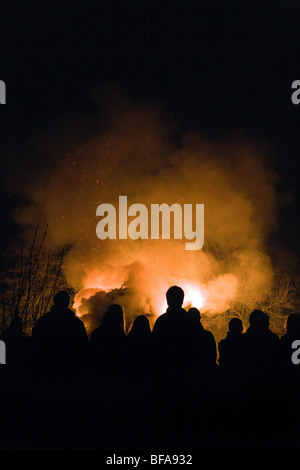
[
  {"xmin": 228, "ymin": 317, "xmax": 243, "ymax": 334},
  {"xmin": 103, "ymin": 303, "xmax": 124, "ymax": 330},
  {"xmin": 249, "ymin": 309, "xmax": 269, "ymax": 330},
  {"xmin": 54, "ymin": 290, "xmax": 70, "ymax": 308},
  {"xmin": 188, "ymin": 307, "xmax": 201, "ymax": 322},
  {"xmin": 285, "ymin": 312, "xmax": 300, "ymax": 337},
  {"xmin": 166, "ymin": 286, "xmax": 184, "ymax": 309},
  {"xmin": 130, "ymin": 315, "xmax": 151, "ymax": 336}
]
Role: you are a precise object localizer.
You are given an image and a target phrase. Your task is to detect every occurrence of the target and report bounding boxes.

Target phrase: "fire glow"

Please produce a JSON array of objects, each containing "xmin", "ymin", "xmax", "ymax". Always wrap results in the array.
[
  {"xmin": 74, "ymin": 280, "xmax": 206, "ymax": 316},
  {"xmin": 72, "ymin": 257, "xmax": 239, "ymax": 335},
  {"xmin": 13, "ymin": 101, "xmax": 278, "ymax": 335}
]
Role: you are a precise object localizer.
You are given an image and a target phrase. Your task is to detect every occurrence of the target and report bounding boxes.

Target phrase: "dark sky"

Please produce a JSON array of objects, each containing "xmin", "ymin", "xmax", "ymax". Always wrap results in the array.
[{"xmin": 0, "ymin": 1, "xmax": 299, "ymax": 251}]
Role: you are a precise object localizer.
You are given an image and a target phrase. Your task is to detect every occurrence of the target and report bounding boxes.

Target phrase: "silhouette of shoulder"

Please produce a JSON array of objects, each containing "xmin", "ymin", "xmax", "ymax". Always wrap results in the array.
[{"xmin": 33, "ymin": 307, "xmax": 86, "ymax": 335}]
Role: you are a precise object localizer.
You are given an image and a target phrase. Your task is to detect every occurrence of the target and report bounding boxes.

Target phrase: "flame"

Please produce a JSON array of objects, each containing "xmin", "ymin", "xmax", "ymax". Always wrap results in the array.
[
  {"xmin": 151, "ymin": 281, "xmax": 206, "ymax": 316},
  {"xmin": 73, "ymin": 270, "xmax": 213, "ymax": 331},
  {"xmin": 181, "ymin": 282, "xmax": 206, "ymax": 310}
]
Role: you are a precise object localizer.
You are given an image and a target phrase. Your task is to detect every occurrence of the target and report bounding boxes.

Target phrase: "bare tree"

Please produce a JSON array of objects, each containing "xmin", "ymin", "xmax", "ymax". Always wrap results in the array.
[
  {"xmin": 201, "ymin": 248, "xmax": 299, "ymax": 343},
  {"xmin": 0, "ymin": 226, "xmax": 69, "ymax": 335},
  {"xmin": 227, "ymin": 252, "xmax": 299, "ymax": 337}
]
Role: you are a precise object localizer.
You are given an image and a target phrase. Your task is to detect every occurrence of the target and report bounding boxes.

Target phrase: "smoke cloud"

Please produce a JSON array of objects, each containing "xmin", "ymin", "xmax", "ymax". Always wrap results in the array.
[{"xmin": 8, "ymin": 98, "xmax": 279, "ymax": 333}]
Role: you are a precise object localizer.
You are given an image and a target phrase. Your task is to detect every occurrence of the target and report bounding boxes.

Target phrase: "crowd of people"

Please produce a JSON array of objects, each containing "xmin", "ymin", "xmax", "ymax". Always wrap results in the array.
[{"xmin": 0, "ymin": 285, "xmax": 299, "ymax": 449}]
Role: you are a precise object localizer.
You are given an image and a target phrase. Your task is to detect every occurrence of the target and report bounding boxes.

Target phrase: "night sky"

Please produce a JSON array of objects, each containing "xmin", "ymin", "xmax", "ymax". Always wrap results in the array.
[{"xmin": 0, "ymin": 1, "xmax": 299, "ymax": 253}]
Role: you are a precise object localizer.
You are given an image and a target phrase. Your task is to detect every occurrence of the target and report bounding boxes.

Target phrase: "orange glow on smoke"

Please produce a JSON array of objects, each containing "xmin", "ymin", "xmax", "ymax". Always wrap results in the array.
[
  {"xmin": 72, "ymin": 264, "xmax": 233, "ymax": 334},
  {"xmin": 182, "ymin": 282, "xmax": 206, "ymax": 310},
  {"xmin": 73, "ymin": 271, "xmax": 207, "ymax": 313},
  {"xmin": 16, "ymin": 103, "xmax": 277, "ymax": 336}
]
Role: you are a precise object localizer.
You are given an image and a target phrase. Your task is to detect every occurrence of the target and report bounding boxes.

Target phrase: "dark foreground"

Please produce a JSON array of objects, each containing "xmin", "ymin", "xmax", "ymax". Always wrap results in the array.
[{"xmin": 0, "ymin": 361, "xmax": 299, "ymax": 451}]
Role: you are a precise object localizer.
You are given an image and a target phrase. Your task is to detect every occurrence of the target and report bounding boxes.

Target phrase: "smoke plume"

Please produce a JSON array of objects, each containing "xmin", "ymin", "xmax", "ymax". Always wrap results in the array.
[{"xmin": 8, "ymin": 99, "xmax": 279, "ymax": 333}]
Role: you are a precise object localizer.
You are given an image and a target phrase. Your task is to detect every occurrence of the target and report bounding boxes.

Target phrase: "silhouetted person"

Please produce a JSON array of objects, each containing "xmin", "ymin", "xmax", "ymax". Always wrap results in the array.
[
  {"xmin": 126, "ymin": 315, "xmax": 152, "ymax": 374},
  {"xmin": 243, "ymin": 309, "xmax": 279, "ymax": 380},
  {"xmin": 124, "ymin": 315, "xmax": 152, "ymax": 406},
  {"xmin": 218, "ymin": 317, "xmax": 244, "ymax": 373},
  {"xmin": 152, "ymin": 286, "xmax": 201, "ymax": 385},
  {"xmin": 127, "ymin": 315, "xmax": 151, "ymax": 356},
  {"xmin": 0, "ymin": 314, "xmax": 32, "ymax": 374},
  {"xmin": 31, "ymin": 291, "xmax": 88, "ymax": 374},
  {"xmin": 188, "ymin": 307, "xmax": 217, "ymax": 370},
  {"xmin": 89, "ymin": 303, "xmax": 126, "ymax": 375}
]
